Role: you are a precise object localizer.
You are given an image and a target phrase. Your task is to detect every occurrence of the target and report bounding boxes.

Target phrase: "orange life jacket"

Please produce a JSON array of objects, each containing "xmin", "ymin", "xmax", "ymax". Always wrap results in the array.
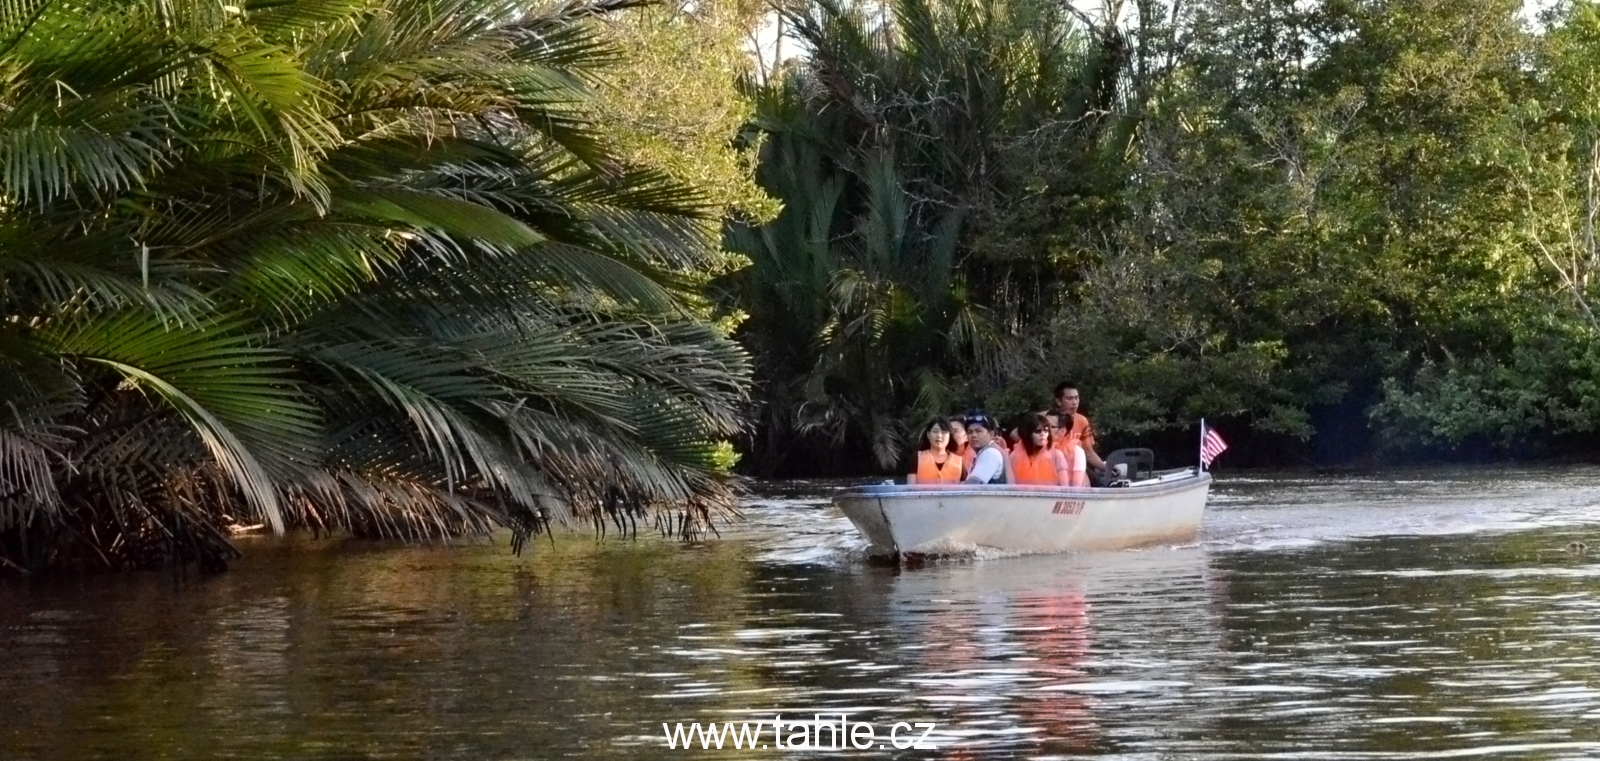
[
  {"xmin": 1010, "ymin": 448, "xmax": 1061, "ymax": 486},
  {"xmin": 915, "ymin": 450, "xmax": 962, "ymax": 484},
  {"xmin": 1060, "ymin": 413, "xmax": 1094, "ymax": 451}
]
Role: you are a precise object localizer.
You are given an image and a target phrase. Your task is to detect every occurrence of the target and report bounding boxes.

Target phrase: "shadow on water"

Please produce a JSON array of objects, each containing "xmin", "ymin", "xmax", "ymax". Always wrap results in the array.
[{"xmin": 5, "ymin": 466, "xmax": 1600, "ymax": 758}]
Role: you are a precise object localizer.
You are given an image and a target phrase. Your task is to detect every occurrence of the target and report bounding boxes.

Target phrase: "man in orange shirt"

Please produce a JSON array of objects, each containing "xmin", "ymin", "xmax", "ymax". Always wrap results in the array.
[{"xmin": 1052, "ymin": 382, "xmax": 1106, "ymax": 478}]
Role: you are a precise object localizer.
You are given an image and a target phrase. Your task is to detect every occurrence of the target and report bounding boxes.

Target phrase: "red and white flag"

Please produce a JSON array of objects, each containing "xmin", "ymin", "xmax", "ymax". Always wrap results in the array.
[{"xmin": 1200, "ymin": 421, "xmax": 1229, "ymax": 469}]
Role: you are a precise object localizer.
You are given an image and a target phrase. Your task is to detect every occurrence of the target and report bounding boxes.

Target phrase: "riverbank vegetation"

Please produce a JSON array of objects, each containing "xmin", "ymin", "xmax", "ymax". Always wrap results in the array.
[
  {"xmin": 10, "ymin": 0, "xmax": 1600, "ymax": 573},
  {"xmin": 724, "ymin": 0, "xmax": 1600, "ymax": 475},
  {"xmin": 0, "ymin": 0, "xmax": 761, "ymax": 573}
]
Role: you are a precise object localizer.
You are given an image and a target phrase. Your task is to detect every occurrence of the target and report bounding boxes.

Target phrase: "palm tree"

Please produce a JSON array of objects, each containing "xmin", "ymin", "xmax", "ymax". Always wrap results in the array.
[{"xmin": 0, "ymin": 0, "xmax": 751, "ymax": 573}]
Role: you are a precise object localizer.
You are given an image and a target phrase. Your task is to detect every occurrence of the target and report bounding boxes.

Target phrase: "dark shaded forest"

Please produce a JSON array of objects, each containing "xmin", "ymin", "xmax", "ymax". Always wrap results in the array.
[{"xmin": 725, "ymin": 0, "xmax": 1600, "ymax": 476}]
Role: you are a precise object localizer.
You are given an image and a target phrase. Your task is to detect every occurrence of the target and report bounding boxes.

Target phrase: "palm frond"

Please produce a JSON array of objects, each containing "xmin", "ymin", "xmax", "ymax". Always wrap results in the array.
[
  {"xmin": 0, "ymin": 357, "xmax": 76, "ymax": 530},
  {"xmin": 0, "ymin": 255, "xmax": 213, "ymax": 323},
  {"xmin": 335, "ymin": 186, "xmax": 546, "ymax": 248},
  {"xmin": 192, "ymin": 21, "xmax": 339, "ymax": 202},
  {"xmin": 0, "ymin": 117, "xmax": 168, "ymax": 205},
  {"xmin": 46, "ymin": 312, "xmax": 322, "ymax": 533},
  {"xmin": 0, "ymin": 0, "xmax": 52, "ymax": 58},
  {"xmin": 505, "ymin": 7, "xmax": 620, "ymax": 71},
  {"xmin": 227, "ymin": 223, "xmax": 404, "ymax": 320},
  {"xmin": 245, "ymin": 0, "xmax": 372, "ymax": 41}
]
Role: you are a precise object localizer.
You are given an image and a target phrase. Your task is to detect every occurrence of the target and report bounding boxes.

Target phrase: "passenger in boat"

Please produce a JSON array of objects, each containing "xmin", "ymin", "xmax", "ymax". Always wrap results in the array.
[
  {"xmin": 1011, "ymin": 413, "xmax": 1072, "ymax": 486},
  {"xmin": 1048, "ymin": 413, "xmax": 1091, "ymax": 487},
  {"xmin": 961, "ymin": 413, "xmax": 1014, "ymax": 485},
  {"xmin": 1052, "ymin": 381, "xmax": 1106, "ymax": 477},
  {"xmin": 907, "ymin": 417, "xmax": 963, "ymax": 485},
  {"xmin": 949, "ymin": 417, "xmax": 975, "ymax": 474},
  {"xmin": 1003, "ymin": 413, "xmax": 1024, "ymax": 452},
  {"xmin": 951, "ymin": 414, "xmax": 1005, "ymax": 472},
  {"xmin": 995, "ymin": 422, "xmax": 1012, "ymax": 454}
]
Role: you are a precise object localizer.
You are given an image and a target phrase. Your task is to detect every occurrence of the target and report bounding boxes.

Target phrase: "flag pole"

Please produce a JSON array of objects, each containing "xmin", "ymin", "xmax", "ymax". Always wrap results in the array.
[{"xmin": 1198, "ymin": 418, "xmax": 1206, "ymax": 474}]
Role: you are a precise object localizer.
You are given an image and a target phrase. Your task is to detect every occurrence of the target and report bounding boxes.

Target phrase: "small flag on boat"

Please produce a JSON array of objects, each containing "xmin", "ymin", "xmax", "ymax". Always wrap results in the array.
[{"xmin": 1200, "ymin": 421, "xmax": 1229, "ymax": 469}]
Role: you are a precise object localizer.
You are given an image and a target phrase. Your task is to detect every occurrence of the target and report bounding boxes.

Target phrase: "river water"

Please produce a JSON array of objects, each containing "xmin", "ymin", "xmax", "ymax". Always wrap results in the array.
[{"xmin": 6, "ymin": 466, "xmax": 1600, "ymax": 759}]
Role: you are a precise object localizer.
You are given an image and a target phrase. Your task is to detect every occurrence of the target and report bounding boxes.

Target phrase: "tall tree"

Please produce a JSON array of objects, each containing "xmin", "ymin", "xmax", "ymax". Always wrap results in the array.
[
  {"xmin": 585, "ymin": 0, "xmax": 778, "ymax": 229},
  {"xmin": 1011, "ymin": 0, "xmax": 1558, "ymax": 459},
  {"xmin": 1368, "ymin": 0, "xmax": 1600, "ymax": 455}
]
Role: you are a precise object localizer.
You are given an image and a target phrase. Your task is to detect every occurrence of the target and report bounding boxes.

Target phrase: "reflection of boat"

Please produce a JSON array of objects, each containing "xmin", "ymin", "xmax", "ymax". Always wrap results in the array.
[
  {"xmin": 848, "ymin": 547, "xmax": 1223, "ymax": 756},
  {"xmin": 833, "ymin": 470, "xmax": 1211, "ymax": 556}
]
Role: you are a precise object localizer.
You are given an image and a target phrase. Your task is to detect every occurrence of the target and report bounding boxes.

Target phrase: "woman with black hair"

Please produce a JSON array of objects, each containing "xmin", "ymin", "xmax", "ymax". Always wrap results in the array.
[
  {"xmin": 1010, "ymin": 412, "xmax": 1072, "ymax": 486},
  {"xmin": 907, "ymin": 417, "xmax": 963, "ymax": 485},
  {"xmin": 949, "ymin": 417, "xmax": 974, "ymax": 474}
]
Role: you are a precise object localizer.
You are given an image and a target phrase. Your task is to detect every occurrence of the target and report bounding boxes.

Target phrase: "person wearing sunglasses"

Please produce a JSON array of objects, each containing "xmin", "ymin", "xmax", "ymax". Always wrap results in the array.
[{"xmin": 1011, "ymin": 413, "xmax": 1073, "ymax": 485}]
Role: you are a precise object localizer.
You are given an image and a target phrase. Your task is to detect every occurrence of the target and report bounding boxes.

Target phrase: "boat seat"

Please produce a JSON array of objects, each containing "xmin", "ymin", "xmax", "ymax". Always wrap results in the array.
[{"xmin": 1104, "ymin": 448, "xmax": 1155, "ymax": 482}]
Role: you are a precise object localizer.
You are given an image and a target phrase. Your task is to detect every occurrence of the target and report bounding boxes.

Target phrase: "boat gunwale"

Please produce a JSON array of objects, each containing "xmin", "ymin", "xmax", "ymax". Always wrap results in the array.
[{"xmin": 834, "ymin": 472, "xmax": 1211, "ymax": 503}]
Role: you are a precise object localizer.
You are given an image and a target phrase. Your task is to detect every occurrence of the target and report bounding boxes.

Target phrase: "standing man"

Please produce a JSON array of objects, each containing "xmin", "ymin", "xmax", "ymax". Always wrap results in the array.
[{"xmin": 1052, "ymin": 382, "xmax": 1106, "ymax": 477}]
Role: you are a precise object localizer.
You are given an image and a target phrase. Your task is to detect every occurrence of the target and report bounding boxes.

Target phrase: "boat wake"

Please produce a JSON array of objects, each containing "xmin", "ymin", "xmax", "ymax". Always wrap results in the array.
[{"xmin": 1202, "ymin": 465, "xmax": 1600, "ymax": 551}]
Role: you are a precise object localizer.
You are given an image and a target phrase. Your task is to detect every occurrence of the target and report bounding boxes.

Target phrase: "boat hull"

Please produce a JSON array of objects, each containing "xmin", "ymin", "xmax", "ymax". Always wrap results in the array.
[{"xmin": 833, "ymin": 472, "xmax": 1212, "ymax": 555}]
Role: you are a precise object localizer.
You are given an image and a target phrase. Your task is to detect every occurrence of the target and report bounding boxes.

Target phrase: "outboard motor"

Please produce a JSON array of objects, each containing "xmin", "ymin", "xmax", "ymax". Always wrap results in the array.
[{"xmin": 1104, "ymin": 448, "xmax": 1155, "ymax": 485}]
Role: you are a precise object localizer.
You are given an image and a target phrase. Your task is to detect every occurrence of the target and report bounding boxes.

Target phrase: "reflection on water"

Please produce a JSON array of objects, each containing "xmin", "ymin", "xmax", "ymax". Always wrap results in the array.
[{"xmin": 4, "ymin": 466, "xmax": 1600, "ymax": 759}]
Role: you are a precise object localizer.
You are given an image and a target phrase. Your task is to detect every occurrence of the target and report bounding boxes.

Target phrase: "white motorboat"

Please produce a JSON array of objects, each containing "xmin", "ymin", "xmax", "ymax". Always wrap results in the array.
[{"xmin": 832, "ymin": 469, "xmax": 1211, "ymax": 556}]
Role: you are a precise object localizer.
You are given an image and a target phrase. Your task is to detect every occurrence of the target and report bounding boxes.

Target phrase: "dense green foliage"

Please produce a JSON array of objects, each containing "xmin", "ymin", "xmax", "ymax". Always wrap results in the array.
[
  {"xmin": 12, "ymin": 0, "xmax": 1600, "ymax": 571},
  {"xmin": 726, "ymin": 0, "xmax": 1600, "ymax": 474},
  {"xmin": 722, "ymin": 0, "xmax": 1128, "ymax": 473},
  {"xmin": 0, "ymin": 0, "xmax": 754, "ymax": 573}
]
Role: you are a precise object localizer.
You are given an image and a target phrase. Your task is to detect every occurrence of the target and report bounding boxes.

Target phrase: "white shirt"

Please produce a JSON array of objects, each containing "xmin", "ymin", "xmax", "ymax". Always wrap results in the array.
[{"xmin": 965, "ymin": 444, "xmax": 1006, "ymax": 484}]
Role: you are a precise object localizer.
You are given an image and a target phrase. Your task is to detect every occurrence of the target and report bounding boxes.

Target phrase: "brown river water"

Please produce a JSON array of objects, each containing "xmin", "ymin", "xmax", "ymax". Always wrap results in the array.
[{"xmin": 6, "ymin": 466, "xmax": 1600, "ymax": 759}]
